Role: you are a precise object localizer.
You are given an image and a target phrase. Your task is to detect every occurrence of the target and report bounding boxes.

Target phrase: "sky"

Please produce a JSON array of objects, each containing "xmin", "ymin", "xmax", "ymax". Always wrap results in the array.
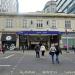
[{"xmin": 18, "ymin": 0, "xmax": 51, "ymax": 13}]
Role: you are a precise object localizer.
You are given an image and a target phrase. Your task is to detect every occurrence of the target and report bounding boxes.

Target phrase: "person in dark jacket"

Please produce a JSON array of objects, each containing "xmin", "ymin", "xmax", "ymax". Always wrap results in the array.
[
  {"xmin": 55, "ymin": 44, "xmax": 62, "ymax": 64},
  {"xmin": 72, "ymin": 45, "xmax": 75, "ymax": 53},
  {"xmin": 2, "ymin": 44, "xmax": 6, "ymax": 54},
  {"xmin": 35, "ymin": 44, "xmax": 40, "ymax": 58}
]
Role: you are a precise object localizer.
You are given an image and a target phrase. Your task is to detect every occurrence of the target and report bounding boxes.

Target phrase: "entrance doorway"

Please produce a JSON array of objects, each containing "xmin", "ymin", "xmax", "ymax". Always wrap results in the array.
[
  {"xmin": 28, "ymin": 35, "xmax": 49, "ymax": 50},
  {"xmin": 19, "ymin": 35, "xmax": 60, "ymax": 50},
  {"xmin": 19, "ymin": 35, "xmax": 28, "ymax": 50},
  {"xmin": 50, "ymin": 35, "xmax": 60, "ymax": 46}
]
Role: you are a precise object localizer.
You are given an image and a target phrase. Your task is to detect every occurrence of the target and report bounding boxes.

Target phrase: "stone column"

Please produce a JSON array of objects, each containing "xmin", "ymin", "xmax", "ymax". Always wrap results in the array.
[
  {"xmin": 0, "ymin": 32, "xmax": 2, "ymax": 48},
  {"xmin": 27, "ymin": 35, "xmax": 30, "ymax": 49},
  {"xmin": 48, "ymin": 36, "xmax": 50, "ymax": 50},
  {"xmin": 16, "ymin": 35, "xmax": 19, "ymax": 49}
]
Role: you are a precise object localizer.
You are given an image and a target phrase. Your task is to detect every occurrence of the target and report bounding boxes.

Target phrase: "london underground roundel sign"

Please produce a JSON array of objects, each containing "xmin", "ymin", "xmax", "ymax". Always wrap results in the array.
[{"xmin": 6, "ymin": 36, "xmax": 12, "ymax": 41}]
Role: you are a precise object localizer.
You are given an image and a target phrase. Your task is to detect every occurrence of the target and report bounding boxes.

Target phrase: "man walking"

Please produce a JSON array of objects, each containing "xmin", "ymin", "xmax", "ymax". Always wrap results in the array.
[
  {"xmin": 35, "ymin": 44, "xmax": 40, "ymax": 58},
  {"xmin": 55, "ymin": 44, "xmax": 62, "ymax": 64},
  {"xmin": 72, "ymin": 45, "xmax": 75, "ymax": 53}
]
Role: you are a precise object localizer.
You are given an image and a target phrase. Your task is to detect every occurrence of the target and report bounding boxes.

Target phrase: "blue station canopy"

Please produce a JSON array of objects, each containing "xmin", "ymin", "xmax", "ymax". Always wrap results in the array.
[{"xmin": 16, "ymin": 31, "xmax": 61, "ymax": 35}]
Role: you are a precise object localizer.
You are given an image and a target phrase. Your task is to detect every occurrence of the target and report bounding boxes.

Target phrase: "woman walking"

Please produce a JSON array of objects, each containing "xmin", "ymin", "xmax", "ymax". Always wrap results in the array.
[
  {"xmin": 49, "ymin": 44, "xmax": 56, "ymax": 64},
  {"xmin": 40, "ymin": 44, "xmax": 46, "ymax": 56}
]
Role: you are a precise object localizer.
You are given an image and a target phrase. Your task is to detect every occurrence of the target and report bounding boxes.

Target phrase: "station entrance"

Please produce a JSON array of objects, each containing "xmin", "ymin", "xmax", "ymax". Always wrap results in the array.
[{"xmin": 19, "ymin": 35, "xmax": 60, "ymax": 50}]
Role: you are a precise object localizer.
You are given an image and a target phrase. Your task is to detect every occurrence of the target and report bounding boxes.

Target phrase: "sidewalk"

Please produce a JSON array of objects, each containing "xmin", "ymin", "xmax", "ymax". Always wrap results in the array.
[{"xmin": 0, "ymin": 50, "xmax": 74, "ymax": 55}]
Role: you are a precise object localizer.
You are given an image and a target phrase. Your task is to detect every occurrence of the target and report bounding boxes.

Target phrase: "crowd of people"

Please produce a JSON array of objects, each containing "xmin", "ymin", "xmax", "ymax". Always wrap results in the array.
[
  {"xmin": 35, "ymin": 43, "xmax": 62, "ymax": 64},
  {"xmin": 1, "ymin": 42, "xmax": 75, "ymax": 64}
]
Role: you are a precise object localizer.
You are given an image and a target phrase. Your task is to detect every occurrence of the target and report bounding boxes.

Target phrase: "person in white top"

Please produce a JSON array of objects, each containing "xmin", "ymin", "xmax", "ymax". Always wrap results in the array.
[
  {"xmin": 49, "ymin": 44, "xmax": 56, "ymax": 64},
  {"xmin": 40, "ymin": 44, "xmax": 46, "ymax": 56}
]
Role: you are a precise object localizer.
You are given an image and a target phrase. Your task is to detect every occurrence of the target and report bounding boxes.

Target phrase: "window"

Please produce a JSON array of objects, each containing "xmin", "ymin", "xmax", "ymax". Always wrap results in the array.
[
  {"xmin": 65, "ymin": 20, "xmax": 71, "ymax": 29},
  {"xmin": 37, "ymin": 23, "xmax": 39, "ymax": 27},
  {"xmin": 6, "ymin": 18, "xmax": 13, "ymax": 28},
  {"xmin": 31, "ymin": 20, "xmax": 33, "ymax": 25},
  {"xmin": 51, "ymin": 20, "xmax": 56, "ymax": 29},
  {"xmin": 23, "ymin": 19, "xmax": 27, "ymax": 28},
  {"xmin": 40, "ymin": 23, "xmax": 43, "ymax": 27},
  {"xmin": 47, "ymin": 21, "xmax": 49, "ymax": 25},
  {"xmin": 36, "ymin": 20, "xmax": 43, "ymax": 28}
]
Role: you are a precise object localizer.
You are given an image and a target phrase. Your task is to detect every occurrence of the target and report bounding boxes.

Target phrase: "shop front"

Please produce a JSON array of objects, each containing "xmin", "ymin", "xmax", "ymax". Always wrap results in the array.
[{"xmin": 1, "ymin": 33, "xmax": 16, "ymax": 50}]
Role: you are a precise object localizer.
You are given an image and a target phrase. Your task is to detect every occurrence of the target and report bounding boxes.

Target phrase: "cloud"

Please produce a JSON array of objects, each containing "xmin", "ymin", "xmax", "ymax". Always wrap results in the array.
[{"xmin": 18, "ymin": 0, "xmax": 50, "ymax": 13}]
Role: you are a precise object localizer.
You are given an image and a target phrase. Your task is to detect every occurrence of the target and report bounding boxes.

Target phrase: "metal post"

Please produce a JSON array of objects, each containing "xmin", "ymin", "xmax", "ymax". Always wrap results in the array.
[
  {"xmin": 66, "ymin": 29, "xmax": 69, "ymax": 53},
  {"xmin": 66, "ymin": 34, "xmax": 69, "ymax": 52}
]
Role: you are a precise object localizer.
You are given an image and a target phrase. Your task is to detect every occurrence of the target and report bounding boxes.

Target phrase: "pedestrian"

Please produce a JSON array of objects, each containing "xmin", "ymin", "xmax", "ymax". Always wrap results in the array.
[
  {"xmin": 49, "ymin": 44, "xmax": 56, "ymax": 64},
  {"xmin": 55, "ymin": 43, "xmax": 62, "ymax": 64},
  {"xmin": 34, "ymin": 44, "xmax": 40, "ymax": 58},
  {"xmin": 72, "ymin": 45, "xmax": 75, "ymax": 53},
  {"xmin": 0, "ymin": 45, "xmax": 2, "ymax": 53},
  {"xmin": 22, "ymin": 45, "xmax": 25, "ymax": 53},
  {"xmin": 2, "ymin": 44, "xmax": 5, "ymax": 54},
  {"xmin": 40, "ymin": 44, "xmax": 46, "ymax": 56}
]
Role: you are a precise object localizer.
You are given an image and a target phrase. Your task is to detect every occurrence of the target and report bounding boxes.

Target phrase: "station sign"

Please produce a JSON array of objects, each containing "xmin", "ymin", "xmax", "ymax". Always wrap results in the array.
[{"xmin": 16, "ymin": 31, "xmax": 61, "ymax": 35}]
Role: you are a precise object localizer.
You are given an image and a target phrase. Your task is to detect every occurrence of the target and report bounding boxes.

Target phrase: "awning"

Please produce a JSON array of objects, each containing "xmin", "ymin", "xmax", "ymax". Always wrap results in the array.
[
  {"xmin": 1, "ymin": 34, "xmax": 16, "ymax": 41},
  {"xmin": 16, "ymin": 31, "xmax": 61, "ymax": 35}
]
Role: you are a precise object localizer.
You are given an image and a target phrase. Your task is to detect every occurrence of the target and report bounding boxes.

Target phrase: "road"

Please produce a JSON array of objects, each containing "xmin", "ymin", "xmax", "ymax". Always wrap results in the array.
[{"xmin": 0, "ymin": 50, "xmax": 75, "ymax": 75}]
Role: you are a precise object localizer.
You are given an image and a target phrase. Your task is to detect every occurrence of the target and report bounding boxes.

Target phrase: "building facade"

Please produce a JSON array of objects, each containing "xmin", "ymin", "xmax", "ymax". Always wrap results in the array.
[
  {"xmin": 43, "ymin": 1, "xmax": 56, "ymax": 13},
  {"xmin": 0, "ymin": 13, "xmax": 75, "ymax": 50},
  {"xmin": 56, "ymin": 0, "xmax": 75, "ymax": 14},
  {"xmin": 0, "ymin": 0, "xmax": 18, "ymax": 13}
]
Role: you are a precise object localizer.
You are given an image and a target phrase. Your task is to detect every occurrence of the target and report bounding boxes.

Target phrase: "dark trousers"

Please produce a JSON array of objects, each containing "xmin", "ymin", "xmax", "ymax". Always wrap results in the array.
[
  {"xmin": 74, "ymin": 50, "xmax": 75, "ymax": 53},
  {"xmin": 36, "ymin": 52, "xmax": 40, "ymax": 58},
  {"xmin": 2, "ymin": 50, "xmax": 5, "ymax": 54},
  {"xmin": 51, "ymin": 52, "xmax": 55, "ymax": 64},
  {"xmin": 41, "ymin": 51, "xmax": 45, "ymax": 56}
]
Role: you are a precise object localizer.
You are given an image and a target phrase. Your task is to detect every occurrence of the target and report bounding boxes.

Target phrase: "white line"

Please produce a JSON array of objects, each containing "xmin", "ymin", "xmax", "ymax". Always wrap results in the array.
[
  {"xmin": 4, "ymin": 54, "xmax": 15, "ymax": 59},
  {"xmin": 0, "ymin": 65, "xmax": 11, "ymax": 67}
]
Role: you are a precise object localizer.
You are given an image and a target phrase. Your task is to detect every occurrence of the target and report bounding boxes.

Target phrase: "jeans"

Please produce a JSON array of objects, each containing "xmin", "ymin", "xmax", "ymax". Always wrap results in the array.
[
  {"xmin": 41, "ymin": 51, "xmax": 45, "ymax": 56},
  {"xmin": 56, "ymin": 55, "xmax": 59, "ymax": 64},
  {"xmin": 51, "ymin": 52, "xmax": 55, "ymax": 64}
]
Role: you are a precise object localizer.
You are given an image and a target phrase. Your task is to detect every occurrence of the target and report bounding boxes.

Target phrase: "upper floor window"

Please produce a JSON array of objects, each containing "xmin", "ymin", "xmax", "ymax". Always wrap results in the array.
[
  {"xmin": 30, "ymin": 20, "xmax": 33, "ymax": 25},
  {"xmin": 6, "ymin": 18, "xmax": 13, "ymax": 28},
  {"xmin": 23, "ymin": 19, "xmax": 27, "ymax": 28},
  {"xmin": 36, "ymin": 20, "xmax": 43, "ymax": 28},
  {"xmin": 65, "ymin": 20, "xmax": 71, "ymax": 29},
  {"xmin": 47, "ymin": 21, "xmax": 49, "ymax": 25},
  {"xmin": 51, "ymin": 20, "xmax": 56, "ymax": 29}
]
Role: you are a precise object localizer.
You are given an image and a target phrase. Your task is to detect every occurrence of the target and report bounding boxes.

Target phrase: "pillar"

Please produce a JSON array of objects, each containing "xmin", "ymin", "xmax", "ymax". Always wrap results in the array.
[
  {"xmin": 16, "ymin": 35, "xmax": 19, "ymax": 49},
  {"xmin": 0, "ymin": 32, "xmax": 2, "ymax": 48},
  {"xmin": 47, "ymin": 36, "xmax": 50, "ymax": 50}
]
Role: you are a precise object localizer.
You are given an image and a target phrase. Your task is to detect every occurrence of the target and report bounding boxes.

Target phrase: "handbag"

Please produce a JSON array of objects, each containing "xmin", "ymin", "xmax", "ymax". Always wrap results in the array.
[{"xmin": 49, "ymin": 51, "xmax": 52, "ymax": 55}]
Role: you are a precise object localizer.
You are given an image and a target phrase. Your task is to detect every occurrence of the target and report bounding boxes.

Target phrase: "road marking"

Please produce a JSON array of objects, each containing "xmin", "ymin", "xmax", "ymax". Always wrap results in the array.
[
  {"xmin": 0, "ymin": 65, "xmax": 11, "ymax": 67},
  {"xmin": 4, "ymin": 54, "xmax": 15, "ymax": 59}
]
